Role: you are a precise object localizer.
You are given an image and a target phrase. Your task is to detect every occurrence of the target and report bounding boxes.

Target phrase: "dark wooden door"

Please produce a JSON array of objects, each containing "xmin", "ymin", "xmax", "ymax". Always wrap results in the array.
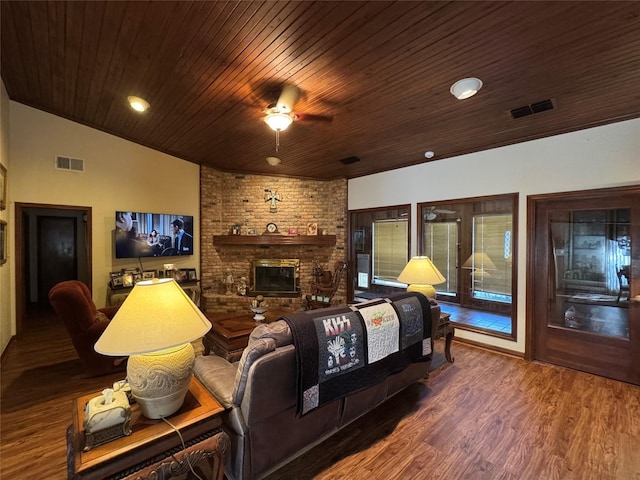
[
  {"xmin": 530, "ymin": 186, "xmax": 640, "ymax": 385},
  {"xmin": 37, "ymin": 216, "xmax": 78, "ymax": 303}
]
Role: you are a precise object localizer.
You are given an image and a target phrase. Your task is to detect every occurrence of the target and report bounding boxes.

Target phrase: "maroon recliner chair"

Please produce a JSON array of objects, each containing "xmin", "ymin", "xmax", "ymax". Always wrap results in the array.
[{"xmin": 48, "ymin": 280, "xmax": 127, "ymax": 376}]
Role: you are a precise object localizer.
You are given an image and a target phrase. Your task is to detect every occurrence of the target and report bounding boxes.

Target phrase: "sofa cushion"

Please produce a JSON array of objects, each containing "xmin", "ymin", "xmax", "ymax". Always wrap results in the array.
[
  {"xmin": 232, "ymin": 337, "xmax": 276, "ymax": 405},
  {"xmin": 249, "ymin": 320, "xmax": 292, "ymax": 347},
  {"xmin": 194, "ymin": 355, "xmax": 238, "ymax": 409}
]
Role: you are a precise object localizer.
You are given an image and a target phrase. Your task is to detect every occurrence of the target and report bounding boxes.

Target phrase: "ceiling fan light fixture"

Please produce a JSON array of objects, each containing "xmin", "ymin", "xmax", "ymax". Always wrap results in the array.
[
  {"xmin": 450, "ymin": 77, "xmax": 483, "ymax": 100},
  {"xmin": 266, "ymin": 156, "xmax": 281, "ymax": 166},
  {"xmin": 264, "ymin": 112, "xmax": 293, "ymax": 131},
  {"xmin": 127, "ymin": 96, "xmax": 150, "ymax": 112}
]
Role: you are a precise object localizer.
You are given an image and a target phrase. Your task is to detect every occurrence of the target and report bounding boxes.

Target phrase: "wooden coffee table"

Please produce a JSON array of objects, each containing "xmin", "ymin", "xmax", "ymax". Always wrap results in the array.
[{"xmin": 204, "ymin": 307, "xmax": 294, "ymax": 361}]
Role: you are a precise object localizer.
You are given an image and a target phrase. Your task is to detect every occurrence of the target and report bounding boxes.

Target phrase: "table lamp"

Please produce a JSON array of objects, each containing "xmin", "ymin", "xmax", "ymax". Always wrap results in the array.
[
  {"xmin": 462, "ymin": 252, "xmax": 497, "ymax": 278},
  {"xmin": 95, "ymin": 278, "xmax": 211, "ymax": 419},
  {"xmin": 397, "ymin": 256, "xmax": 446, "ymax": 299}
]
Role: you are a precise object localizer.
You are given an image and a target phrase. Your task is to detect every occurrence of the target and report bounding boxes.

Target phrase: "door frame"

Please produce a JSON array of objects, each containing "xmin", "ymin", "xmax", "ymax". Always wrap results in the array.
[
  {"xmin": 14, "ymin": 202, "xmax": 92, "ymax": 339},
  {"xmin": 526, "ymin": 185, "xmax": 639, "ymax": 381}
]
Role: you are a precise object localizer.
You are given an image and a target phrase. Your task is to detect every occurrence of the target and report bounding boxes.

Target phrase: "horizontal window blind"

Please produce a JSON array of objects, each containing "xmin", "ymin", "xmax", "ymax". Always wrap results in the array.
[{"xmin": 373, "ymin": 219, "xmax": 408, "ymax": 282}]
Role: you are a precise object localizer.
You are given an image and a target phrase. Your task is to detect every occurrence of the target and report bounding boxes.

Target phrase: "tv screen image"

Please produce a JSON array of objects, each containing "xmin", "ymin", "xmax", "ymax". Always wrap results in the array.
[{"xmin": 115, "ymin": 211, "xmax": 194, "ymax": 258}]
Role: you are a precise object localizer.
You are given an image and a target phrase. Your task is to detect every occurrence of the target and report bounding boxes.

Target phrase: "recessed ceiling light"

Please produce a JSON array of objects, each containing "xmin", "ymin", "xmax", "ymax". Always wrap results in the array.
[
  {"xmin": 424, "ymin": 151, "xmax": 435, "ymax": 159},
  {"xmin": 128, "ymin": 96, "xmax": 150, "ymax": 112},
  {"xmin": 450, "ymin": 78, "xmax": 483, "ymax": 100}
]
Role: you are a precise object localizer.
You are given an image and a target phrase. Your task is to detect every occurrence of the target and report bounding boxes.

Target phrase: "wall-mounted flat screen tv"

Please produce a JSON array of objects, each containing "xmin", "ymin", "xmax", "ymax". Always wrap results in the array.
[{"xmin": 115, "ymin": 211, "xmax": 194, "ymax": 258}]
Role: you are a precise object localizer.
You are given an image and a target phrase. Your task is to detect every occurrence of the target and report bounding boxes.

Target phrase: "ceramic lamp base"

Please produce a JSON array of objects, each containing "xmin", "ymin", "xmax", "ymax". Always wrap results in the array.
[
  {"xmin": 126, "ymin": 343, "xmax": 195, "ymax": 419},
  {"xmin": 406, "ymin": 283, "xmax": 437, "ymax": 299}
]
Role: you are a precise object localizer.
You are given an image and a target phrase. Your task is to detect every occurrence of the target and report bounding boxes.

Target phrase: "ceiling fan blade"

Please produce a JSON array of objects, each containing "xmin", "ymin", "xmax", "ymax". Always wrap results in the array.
[
  {"xmin": 293, "ymin": 113, "xmax": 334, "ymax": 123},
  {"xmin": 277, "ymin": 84, "xmax": 301, "ymax": 112}
]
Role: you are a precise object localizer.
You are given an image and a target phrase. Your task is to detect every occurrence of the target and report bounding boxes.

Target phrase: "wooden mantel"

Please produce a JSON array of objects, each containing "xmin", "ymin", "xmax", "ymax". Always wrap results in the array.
[{"xmin": 212, "ymin": 234, "xmax": 336, "ymax": 246}]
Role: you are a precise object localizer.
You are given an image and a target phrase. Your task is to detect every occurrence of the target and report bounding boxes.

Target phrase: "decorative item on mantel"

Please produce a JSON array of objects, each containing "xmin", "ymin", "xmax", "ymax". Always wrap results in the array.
[
  {"xmin": 250, "ymin": 295, "xmax": 269, "ymax": 322},
  {"xmin": 223, "ymin": 269, "xmax": 234, "ymax": 295},
  {"xmin": 237, "ymin": 276, "xmax": 247, "ymax": 296},
  {"xmin": 264, "ymin": 188, "xmax": 282, "ymax": 212}
]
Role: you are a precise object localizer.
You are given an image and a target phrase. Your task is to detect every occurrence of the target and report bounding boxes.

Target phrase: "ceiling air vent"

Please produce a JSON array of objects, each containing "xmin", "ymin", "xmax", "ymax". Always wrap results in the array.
[
  {"xmin": 510, "ymin": 98, "xmax": 554, "ymax": 119},
  {"xmin": 55, "ymin": 155, "xmax": 85, "ymax": 172},
  {"xmin": 340, "ymin": 156, "xmax": 360, "ymax": 165}
]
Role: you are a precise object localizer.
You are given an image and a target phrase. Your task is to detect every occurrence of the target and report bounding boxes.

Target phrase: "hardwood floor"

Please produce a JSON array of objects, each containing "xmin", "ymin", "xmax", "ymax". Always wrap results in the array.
[{"xmin": 2, "ymin": 307, "xmax": 640, "ymax": 480}]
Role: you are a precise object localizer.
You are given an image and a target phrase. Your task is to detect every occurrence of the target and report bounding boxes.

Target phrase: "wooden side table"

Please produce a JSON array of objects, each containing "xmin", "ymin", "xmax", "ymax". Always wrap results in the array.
[
  {"xmin": 203, "ymin": 307, "xmax": 294, "ymax": 361},
  {"xmin": 67, "ymin": 377, "xmax": 226, "ymax": 480},
  {"xmin": 436, "ymin": 312, "xmax": 455, "ymax": 363}
]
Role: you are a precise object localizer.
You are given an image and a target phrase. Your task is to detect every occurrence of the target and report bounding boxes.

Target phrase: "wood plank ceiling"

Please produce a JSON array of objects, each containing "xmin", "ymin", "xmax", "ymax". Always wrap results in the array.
[{"xmin": 2, "ymin": 1, "xmax": 639, "ymax": 180}]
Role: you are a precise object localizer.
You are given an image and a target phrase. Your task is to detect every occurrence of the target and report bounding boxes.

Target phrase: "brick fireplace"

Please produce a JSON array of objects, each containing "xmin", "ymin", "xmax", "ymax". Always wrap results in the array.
[{"xmin": 199, "ymin": 167, "xmax": 348, "ymax": 314}]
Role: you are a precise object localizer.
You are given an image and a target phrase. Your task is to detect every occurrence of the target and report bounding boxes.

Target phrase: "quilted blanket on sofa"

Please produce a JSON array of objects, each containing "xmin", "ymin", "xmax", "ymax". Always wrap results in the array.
[{"xmin": 282, "ymin": 292, "xmax": 432, "ymax": 416}]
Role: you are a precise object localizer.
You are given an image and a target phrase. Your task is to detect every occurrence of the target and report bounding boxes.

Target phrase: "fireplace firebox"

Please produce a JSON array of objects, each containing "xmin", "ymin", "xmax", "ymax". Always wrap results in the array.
[{"xmin": 251, "ymin": 259, "xmax": 300, "ymax": 297}]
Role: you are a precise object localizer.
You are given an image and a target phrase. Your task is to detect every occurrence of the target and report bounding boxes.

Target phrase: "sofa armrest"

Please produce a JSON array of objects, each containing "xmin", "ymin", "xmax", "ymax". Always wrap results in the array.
[{"xmin": 194, "ymin": 355, "xmax": 239, "ymax": 409}]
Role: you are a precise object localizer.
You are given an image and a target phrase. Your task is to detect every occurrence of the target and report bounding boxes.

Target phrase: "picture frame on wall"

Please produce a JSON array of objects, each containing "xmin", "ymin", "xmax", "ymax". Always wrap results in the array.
[
  {"xmin": 306, "ymin": 222, "xmax": 318, "ymax": 235},
  {"xmin": 0, "ymin": 220, "xmax": 6, "ymax": 265},
  {"xmin": 0, "ymin": 163, "xmax": 6, "ymax": 211}
]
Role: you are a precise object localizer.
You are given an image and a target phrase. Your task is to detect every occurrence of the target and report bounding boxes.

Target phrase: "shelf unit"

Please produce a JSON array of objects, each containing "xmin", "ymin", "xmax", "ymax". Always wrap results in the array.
[{"xmin": 212, "ymin": 234, "xmax": 336, "ymax": 246}]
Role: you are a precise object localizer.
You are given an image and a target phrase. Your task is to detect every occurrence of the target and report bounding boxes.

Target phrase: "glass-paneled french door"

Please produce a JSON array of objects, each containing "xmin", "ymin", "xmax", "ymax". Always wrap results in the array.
[{"xmin": 529, "ymin": 186, "xmax": 640, "ymax": 385}]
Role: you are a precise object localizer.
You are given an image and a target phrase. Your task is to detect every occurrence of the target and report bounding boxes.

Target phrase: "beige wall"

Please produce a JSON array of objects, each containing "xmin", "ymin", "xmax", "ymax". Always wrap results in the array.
[
  {"xmin": 4, "ymin": 101, "xmax": 200, "ymax": 351},
  {"xmin": 0, "ymin": 81, "xmax": 11, "ymax": 354},
  {"xmin": 349, "ymin": 117, "xmax": 640, "ymax": 355}
]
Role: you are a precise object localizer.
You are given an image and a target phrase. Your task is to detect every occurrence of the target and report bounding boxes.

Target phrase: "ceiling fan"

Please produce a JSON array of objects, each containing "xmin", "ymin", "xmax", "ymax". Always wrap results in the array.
[
  {"xmin": 424, "ymin": 206, "xmax": 457, "ymax": 221},
  {"xmin": 263, "ymin": 84, "xmax": 333, "ymax": 151}
]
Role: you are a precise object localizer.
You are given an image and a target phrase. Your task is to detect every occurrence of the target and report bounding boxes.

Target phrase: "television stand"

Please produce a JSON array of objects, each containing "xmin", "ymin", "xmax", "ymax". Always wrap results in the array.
[{"xmin": 107, "ymin": 281, "xmax": 200, "ymax": 307}]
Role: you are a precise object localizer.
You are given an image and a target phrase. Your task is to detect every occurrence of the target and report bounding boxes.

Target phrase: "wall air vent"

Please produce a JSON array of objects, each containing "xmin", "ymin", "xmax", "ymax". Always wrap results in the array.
[
  {"xmin": 510, "ymin": 98, "xmax": 555, "ymax": 119},
  {"xmin": 55, "ymin": 155, "xmax": 85, "ymax": 172},
  {"xmin": 340, "ymin": 156, "xmax": 360, "ymax": 165}
]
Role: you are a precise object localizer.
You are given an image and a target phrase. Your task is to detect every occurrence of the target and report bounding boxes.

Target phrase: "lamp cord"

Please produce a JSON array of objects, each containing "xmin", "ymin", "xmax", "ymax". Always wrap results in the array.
[{"xmin": 160, "ymin": 416, "xmax": 205, "ymax": 480}]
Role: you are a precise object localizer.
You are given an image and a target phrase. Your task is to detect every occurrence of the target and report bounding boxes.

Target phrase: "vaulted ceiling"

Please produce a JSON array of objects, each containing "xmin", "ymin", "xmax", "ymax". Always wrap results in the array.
[{"xmin": 2, "ymin": 1, "xmax": 639, "ymax": 180}]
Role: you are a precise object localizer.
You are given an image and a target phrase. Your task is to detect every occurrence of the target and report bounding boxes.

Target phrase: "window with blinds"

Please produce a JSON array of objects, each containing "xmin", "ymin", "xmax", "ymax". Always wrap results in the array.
[
  {"xmin": 471, "ymin": 214, "xmax": 512, "ymax": 303},
  {"xmin": 423, "ymin": 221, "xmax": 458, "ymax": 297},
  {"xmin": 418, "ymin": 194, "xmax": 517, "ymax": 338},
  {"xmin": 372, "ymin": 219, "xmax": 408, "ymax": 285}
]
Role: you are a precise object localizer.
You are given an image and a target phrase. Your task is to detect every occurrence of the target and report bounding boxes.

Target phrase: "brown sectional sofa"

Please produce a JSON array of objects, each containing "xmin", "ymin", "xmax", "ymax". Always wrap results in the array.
[{"xmin": 194, "ymin": 294, "xmax": 440, "ymax": 480}]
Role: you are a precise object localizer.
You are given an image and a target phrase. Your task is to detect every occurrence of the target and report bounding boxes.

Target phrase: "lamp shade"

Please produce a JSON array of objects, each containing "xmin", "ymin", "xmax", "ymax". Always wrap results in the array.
[
  {"xmin": 398, "ymin": 256, "xmax": 446, "ymax": 286},
  {"xmin": 95, "ymin": 278, "xmax": 210, "ymax": 356}
]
